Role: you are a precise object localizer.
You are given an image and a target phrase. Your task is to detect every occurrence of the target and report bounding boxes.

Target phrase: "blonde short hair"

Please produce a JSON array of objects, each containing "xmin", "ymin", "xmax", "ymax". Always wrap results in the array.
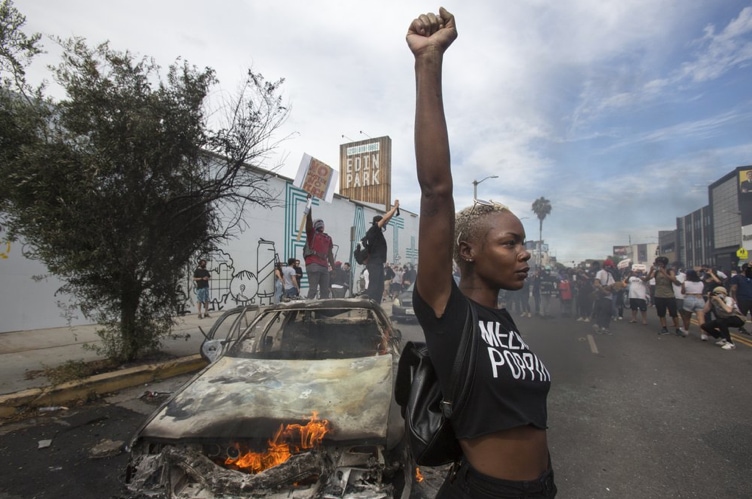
[{"xmin": 454, "ymin": 200, "xmax": 511, "ymax": 265}]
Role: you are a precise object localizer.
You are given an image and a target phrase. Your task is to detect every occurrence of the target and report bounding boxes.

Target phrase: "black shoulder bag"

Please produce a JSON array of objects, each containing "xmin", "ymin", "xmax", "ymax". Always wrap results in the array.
[{"xmin": 395, "ymin": 302, "xmax": 478, "ymax": 466}]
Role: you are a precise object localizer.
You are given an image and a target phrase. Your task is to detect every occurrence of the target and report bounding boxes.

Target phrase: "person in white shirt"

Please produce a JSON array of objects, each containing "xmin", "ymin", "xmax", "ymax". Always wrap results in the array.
[
  {"xmin": 593, "ymin": 260, "xmax": 616, "ymax": 334},
  {"xmin": 626, "ymin": 269, "xmax": 650, "ymax": 325},
  {"xmin": 673, "ymin": 266, "xmax": 686, "ymax": 312},
  {"xmin": 281, "ymin": 258, "xmax": 300, "ymax": 299},
  {"xmin": 680, "ymin": 270, "xmax": 706, "ymax": 339}
]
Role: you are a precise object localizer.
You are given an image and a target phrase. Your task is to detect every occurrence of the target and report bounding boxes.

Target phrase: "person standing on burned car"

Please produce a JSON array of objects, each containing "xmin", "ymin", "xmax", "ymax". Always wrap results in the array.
[
  {"xmin": 304, "ymin": 207, "xmax": 336, "ymax": 299},
  {"xmin": 363, "ymin": 201, "xmax": 400, "ymax": 302},
  {"xmin": 407, "ymin": 8, "xmax": 556, "ymax": 499}
]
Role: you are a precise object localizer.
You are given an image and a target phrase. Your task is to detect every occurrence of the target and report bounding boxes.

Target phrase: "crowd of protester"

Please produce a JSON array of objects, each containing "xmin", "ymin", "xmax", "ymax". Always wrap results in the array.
[
  {"xmin": 274, "ymin": 249, "xmax": 750, "ymax": 352},
  {"xmin": 499, "ymin": 258, "xmax": 751, "ymax": 351}
]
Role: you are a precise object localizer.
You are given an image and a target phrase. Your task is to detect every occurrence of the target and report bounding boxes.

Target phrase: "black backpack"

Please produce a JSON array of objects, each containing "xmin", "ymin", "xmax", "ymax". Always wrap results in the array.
[{"xmin": 354, "ymin": 238, "xmax": 369, "ymax": 265}]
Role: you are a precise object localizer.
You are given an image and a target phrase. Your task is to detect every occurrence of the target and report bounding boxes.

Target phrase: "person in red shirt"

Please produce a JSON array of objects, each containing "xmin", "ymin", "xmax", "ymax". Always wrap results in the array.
[{"xmin": 303, "ymin": 208, "xmax": 336, "ymax": 299}]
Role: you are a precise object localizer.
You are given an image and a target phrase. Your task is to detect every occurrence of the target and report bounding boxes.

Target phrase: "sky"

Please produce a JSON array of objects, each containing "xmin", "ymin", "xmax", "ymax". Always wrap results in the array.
[{"xmin": 16, "ymin": 0, "xmax": 752, "ymax": 264}]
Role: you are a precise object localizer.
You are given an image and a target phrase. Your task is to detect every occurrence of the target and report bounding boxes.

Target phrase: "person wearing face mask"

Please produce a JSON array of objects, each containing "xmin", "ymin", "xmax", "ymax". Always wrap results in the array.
[{"xmin": 193, "ymin": 259, "xmax": 211, "ymax": 319}]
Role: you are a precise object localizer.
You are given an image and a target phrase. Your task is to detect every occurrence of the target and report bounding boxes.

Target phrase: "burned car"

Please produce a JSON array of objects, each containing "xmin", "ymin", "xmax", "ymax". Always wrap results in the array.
[{"xmin": 125, "ymin": 298, "xmax": 418, "ymax": 499}]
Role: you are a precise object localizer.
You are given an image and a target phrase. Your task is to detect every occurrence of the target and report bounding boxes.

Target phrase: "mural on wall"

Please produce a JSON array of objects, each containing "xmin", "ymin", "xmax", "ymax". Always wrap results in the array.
[
  {"xmin": 181, "ymin": 183, "xmax": 361, "ymax": 314},
  {"xmin": 183, "ymin": 238, "xmax": 282, "ymax": 314}
]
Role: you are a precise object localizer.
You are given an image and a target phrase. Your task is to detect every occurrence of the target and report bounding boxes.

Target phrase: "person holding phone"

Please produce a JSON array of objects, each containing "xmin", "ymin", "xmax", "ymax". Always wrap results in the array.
[
  {"xmin": 649, "ymin": 256, "xmax": 681, "ymax": 335},
  {"xmin": 700, "ymin": 287, "xmax": 744, "ymax": 350}
]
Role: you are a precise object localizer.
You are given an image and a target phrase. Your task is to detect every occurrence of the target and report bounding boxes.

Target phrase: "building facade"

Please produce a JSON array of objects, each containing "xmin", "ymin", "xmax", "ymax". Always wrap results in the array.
[
  {"xmin": 0, "ymin": 172, "xmax": 420, "ymax": 333},
  {"xmin": 676, "ymin": 206, "xmax": 712, "ymax": 270}
]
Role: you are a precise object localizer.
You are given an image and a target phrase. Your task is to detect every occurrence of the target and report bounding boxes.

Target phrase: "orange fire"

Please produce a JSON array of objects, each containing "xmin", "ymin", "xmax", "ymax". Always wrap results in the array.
[
  {"xmin": 415, "ymin": 467, "xmax": 424, "ymax": 483},
  {"xmin": 224, "ymin": 412, "xmax": 330, "ymax": 474}
]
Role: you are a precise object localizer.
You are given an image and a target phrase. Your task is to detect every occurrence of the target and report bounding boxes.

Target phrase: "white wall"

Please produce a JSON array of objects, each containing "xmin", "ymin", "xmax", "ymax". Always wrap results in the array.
[
  {"xmin": 0, "ymin": 174, "xmax": 419, "ymax": 332},
  {"xmin": 0, "ymin": 240, "xmax": 90, "ymax": 332}
]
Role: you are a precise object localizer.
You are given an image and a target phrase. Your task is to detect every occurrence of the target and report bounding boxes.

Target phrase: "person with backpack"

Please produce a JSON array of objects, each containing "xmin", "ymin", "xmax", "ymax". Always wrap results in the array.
[
  {"xmin": 363, "ymin": 201, "xmax": 400, "ymax": 302},
  {"xmin": 303, "ymin": 207, "xmax": 336, "ymax": 299},
  {"xmin": 407, "ymin": 9, "xmax": 556, "ymax": 498}
]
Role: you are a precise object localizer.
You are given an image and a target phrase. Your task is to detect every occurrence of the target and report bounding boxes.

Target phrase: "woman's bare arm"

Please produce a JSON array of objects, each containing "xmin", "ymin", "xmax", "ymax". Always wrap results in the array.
[{"xmin": 407, "ymin": 8, "xmax": 458, "ymax": 316}]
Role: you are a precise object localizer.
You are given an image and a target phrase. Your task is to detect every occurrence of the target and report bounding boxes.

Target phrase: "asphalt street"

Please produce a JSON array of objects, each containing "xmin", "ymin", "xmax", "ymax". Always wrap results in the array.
[{"xmin": 1, "ymin": 313, "xmax": 751, "ymax": 499}]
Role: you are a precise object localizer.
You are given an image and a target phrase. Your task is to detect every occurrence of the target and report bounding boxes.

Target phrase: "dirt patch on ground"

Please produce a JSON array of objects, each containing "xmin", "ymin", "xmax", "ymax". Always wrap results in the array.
[{"xmin": 25, "ymin": 352, "xmax": 178, "ymax": 386}]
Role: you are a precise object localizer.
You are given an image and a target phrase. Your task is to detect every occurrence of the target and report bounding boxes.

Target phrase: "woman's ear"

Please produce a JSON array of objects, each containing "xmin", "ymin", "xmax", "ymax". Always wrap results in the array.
[{"xmin": 458, "ymin": 239, "xmax": 474, "ymax": 263}]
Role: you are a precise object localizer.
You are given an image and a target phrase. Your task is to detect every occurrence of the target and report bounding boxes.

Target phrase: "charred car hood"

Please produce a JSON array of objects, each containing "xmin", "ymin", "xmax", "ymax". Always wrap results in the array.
[{"xmin": 139, "ymin": 354, "xmax": 394, "ymax": 443}]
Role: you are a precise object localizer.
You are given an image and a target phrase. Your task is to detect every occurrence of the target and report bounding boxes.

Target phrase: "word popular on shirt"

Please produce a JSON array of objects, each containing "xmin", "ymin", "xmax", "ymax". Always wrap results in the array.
[{"xmin": 478, "ymin": 321, "xmax": 551, "ymax": 382}]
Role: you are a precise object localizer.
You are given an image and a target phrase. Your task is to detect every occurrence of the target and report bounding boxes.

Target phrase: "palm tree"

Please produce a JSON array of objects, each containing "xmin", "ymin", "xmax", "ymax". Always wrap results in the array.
[{"xmin": 531, "ymin": 197, "xmax": 552, "ymax": 269}]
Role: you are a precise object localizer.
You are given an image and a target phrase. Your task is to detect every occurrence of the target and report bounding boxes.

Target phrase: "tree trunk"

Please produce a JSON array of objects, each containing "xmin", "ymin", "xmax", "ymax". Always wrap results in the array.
[
  {"xmin": 539, "ymin": 219, "xmax": 543, "ymax": 268},
  {"xmin": 120, "ymin": 279, "xmax": 141, "ymax": 362}
]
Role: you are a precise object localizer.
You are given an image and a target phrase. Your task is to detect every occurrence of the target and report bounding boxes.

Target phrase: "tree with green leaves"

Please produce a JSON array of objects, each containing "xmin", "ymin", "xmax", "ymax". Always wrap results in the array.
[
  {"xmin": 0, "ymin": 1, "xmax": 289, "ymax": 361},
  {"xmin": 531, "ymin": 196, "xmax": 552, "ymax": 268},
  {"xmin": 0, "ymin": 0, "xmax": 45, "ymax": 201}
]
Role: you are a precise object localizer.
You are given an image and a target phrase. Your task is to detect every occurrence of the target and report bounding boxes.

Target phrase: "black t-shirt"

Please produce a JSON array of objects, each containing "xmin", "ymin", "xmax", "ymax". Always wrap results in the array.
[
  {"xmin": 413, "ymin": 280, "xmax": 551, "ymax": 439},
  {"xmin": 365, "ymin": 224, "xmax": 387, "ymax": 264},
  {"xmin": 194, "ymin": 268, "xmax": 210, "ymax": 289},
  {"xmin": 384, "ymin": 265, "xmax": 395, "ymax": 280}
]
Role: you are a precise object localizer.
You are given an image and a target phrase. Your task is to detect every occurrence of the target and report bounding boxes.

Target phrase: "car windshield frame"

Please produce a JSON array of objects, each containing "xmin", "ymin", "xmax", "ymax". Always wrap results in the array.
[{"xmin": 226, "ymin": 305, "xmax": 393, "ymax": 361}]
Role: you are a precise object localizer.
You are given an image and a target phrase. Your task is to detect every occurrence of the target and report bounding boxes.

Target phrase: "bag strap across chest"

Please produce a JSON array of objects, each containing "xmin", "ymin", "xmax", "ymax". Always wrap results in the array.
[{"xmin": 441, "ymin": 301, "xmax": 478, "ymax": 419}]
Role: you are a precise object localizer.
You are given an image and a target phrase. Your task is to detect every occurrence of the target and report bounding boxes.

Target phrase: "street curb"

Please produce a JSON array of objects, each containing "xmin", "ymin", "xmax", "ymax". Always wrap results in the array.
[{"xmin": 0, "ymin": 354, "xmax": 207, "ymax": 420}]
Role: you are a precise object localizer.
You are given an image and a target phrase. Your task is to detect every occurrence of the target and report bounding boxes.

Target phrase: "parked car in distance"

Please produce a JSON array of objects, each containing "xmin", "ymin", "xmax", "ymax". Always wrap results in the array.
[{"xmin": 391, "ymin": 282, "xmax": 416, "ymax": 323}]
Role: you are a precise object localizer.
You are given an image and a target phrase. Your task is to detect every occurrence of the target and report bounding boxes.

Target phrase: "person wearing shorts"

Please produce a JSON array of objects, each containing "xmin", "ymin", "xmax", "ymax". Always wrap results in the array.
[
  {"xmin": 193, "ymin": 259, "xmax": 211, "ymax": 319},
  {"xmin": 626, "ymin": 270, "xmax": 649, "ymax": 325},
  {"xmin": 680, "ymin": 270, "xmax": 705, "ymax": 339},
  {"xmin": 649, "ymin": 256, "xmax": 681, "ymax": 335}
]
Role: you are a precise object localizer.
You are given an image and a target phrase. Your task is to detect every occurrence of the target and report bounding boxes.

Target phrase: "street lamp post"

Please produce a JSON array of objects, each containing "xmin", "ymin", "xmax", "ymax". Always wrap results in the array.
[{"xmin": 472, "ymin": 175, "xmax": 499, "ymax": 200}]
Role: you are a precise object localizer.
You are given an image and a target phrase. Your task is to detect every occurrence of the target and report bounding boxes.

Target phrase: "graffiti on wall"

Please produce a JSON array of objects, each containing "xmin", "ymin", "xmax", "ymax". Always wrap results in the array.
[
  {"xmin": 183, "ymin": 238, "xmax": 281, "ymax": 314},
  {"xmin": 185, "ymin": 182, "xmax": 407, "ymax": 314}
]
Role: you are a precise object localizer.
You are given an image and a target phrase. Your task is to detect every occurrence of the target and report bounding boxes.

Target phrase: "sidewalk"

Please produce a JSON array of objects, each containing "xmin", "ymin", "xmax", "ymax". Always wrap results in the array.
[{"xmin": 0, "ymin": 313, "xmax": 210, "ymax": 397}]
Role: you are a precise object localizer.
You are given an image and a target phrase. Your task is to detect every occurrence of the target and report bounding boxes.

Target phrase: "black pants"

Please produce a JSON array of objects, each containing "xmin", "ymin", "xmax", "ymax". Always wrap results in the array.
[
  {"xmin": 366, "ymin": 262, "xmax": 384, "ymax": 302},
  {"xmin": 437, "ymin": 460, "xmax": 557, "ymax": 499},
  {"xmin": 701, "ymin": 316, "xmax": 744, "ymax": 342},
  {"xmin": 594, "ymin": 296, "xmax": 612, "ymax": 329}
]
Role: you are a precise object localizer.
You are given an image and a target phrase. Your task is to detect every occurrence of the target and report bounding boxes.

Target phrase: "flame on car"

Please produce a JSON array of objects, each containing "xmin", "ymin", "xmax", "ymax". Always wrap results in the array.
[
  {"xmin": 415, "ymin": 467, "xmax": 424, "ymax": 483},
  {"xmin": 224, "ymin": 412, "xmax": 330, "ymax": 474}
]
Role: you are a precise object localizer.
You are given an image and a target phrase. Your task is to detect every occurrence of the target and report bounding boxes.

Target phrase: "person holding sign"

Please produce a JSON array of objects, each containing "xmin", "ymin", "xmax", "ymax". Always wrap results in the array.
[{"xmin": 304, "ymin": 206, "xmax": 336, "ymax": 299}]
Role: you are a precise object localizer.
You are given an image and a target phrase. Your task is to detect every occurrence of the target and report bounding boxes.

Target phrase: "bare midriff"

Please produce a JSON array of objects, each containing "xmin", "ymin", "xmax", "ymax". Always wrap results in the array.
[{"xmin": 460, "ymin": 425, "xmax": 549, "ymax": 481}]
